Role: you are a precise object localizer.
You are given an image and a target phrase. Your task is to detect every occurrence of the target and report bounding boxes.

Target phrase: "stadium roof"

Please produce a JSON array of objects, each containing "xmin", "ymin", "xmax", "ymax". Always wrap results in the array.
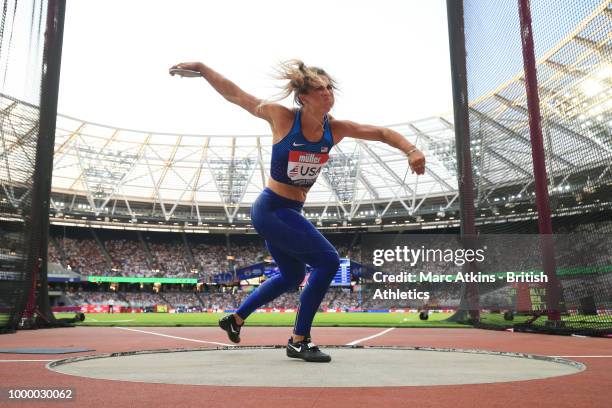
[{"xmin": 48, "ymin": 113, "xmax": 459, "ymax": 222}]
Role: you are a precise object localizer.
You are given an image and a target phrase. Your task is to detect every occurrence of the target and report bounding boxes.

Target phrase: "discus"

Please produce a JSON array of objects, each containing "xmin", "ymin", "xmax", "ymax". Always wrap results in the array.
[{"xmin": 169, "ymin": 68, "xmax": 202, "ymax": 77}]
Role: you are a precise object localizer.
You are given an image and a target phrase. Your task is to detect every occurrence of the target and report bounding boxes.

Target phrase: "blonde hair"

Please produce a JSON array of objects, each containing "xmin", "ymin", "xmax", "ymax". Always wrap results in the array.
[{"xmin": 263, "ymin": 59, "xmax": 338, "ymax": 107}]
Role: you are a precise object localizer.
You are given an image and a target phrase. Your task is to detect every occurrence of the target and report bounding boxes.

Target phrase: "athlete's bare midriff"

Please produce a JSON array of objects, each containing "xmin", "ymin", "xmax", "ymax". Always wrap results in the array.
[{"xmin": 267, "ymin": 177, "xmax": 310, "ymax": 202}]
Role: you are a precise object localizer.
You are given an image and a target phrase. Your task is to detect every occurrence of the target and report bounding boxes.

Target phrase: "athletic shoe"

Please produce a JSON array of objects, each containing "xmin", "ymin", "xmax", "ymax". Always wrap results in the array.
[
  {"xmin": 286, "ymin": 337, "xmax": 331, "ymax": 362},
  {"xmin": 218, "ymin": 314, "xmax": 242, "ymax": 343}
]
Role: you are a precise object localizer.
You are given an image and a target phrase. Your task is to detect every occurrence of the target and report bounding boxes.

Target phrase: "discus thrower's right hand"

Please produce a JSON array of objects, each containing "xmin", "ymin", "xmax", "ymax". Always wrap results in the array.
[{"xmin": 408, "ymin": 149, "xmax": 426, "ymax": 175}]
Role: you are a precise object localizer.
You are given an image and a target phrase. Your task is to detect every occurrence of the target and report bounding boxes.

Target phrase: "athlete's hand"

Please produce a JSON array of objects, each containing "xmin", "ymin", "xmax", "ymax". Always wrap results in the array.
[
  {"xmin": 169, "ymin": 61, "xmax": 204, "ymax": 75},
  {"xmin": 408, "ymin": 149, "xmax": 425, "ymax": 175}
]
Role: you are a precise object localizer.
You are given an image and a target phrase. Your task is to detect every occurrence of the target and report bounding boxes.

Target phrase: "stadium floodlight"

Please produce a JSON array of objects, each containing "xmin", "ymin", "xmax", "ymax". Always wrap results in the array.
[
  {"xmin": 580, "ymin": 78, "xmax": 605, "ymax": 98},
  {"xmin": 374, "ymin": 217, "xmax": 382, "ymax": 225}
]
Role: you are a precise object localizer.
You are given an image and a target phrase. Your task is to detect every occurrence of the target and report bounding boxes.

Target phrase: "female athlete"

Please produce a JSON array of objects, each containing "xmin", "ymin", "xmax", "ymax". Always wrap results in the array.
[{"xmin": 170, "ymin": 60, "xmax": 426, "ymax": 362}]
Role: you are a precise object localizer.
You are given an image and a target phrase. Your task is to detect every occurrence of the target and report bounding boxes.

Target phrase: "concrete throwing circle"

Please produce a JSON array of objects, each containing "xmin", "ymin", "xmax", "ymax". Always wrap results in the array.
[{"xmin": 47, "ymin": 346, "xmax": 585, "ymax": 387}]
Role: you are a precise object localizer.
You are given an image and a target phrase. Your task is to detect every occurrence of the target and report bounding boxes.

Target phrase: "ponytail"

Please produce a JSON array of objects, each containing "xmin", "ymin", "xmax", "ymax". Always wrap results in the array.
[{"xmin": 258, "ymin": 59, "xmax": 337, "ymax": 109}]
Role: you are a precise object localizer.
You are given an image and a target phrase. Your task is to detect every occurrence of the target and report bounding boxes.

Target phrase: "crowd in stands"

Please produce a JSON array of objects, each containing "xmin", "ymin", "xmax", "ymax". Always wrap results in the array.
[
  {"xmin": 199, "ymin": 290, "xmax": 249, "ymax": 310},
  {"xmin": 47, "ymin": 229, "xmax": 364, "ymax": 281},
  {"xmin": 54, "ymin": 237, "xmax": 108, "ymax": 275},
  {"xmin": 122, "ymin": 292, "xmax": 160, "ymax": 308},
  {"xmin": 63, "ymin": 287, "xmax": 361, "ymax": 311},
  {"xmin": 148, "ymin": 241, "xmax": 191, "ymax": 278},
  {"xmin": 48, "ymin": 240, "xmax": 62, "ymax": 263},
  {"xmin": 49, "ymin": 220, "xmax": 612, "ymax": 315},
  {"xmin": 336, "ymin": 244, "xmax": 362, "ymax": 263},
  {"xmin": 161, "ymin": 291, "xmax": 202, "ymax": 308},
  {"xmin": 64, "ymin": 290, "xmax": 122, "ymax": 306},
  {"xmin": 191, "ymin": 243, "xmax": 233, "ymax": 278},
  {"xmin": 556, "ymin": 221, "xmax": 612, "ymax": 269},
  {"xmin": 105, "ymin": 239, "xmax": 153, "ymax": 277},
  {"xmin": 65, "ymin": 290, "xmax": 178, "ymax": 308},
  {"xmin": 0, "ymin": 232, "xmax": 23, "ymax": 257},
  {"xmin": 231, "ymin": 243, "xmax": 267, "ymax": 268},
  {"xmin": 562, "ymin": 275, "xmax": 612, "ymax": 310}
]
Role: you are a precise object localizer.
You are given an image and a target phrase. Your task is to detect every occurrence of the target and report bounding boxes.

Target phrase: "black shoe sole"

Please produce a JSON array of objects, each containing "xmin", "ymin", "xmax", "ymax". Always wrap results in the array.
[
  {"xmin": 286, "ymin": 348, "xmax": 331, "ymax": 363},
  {"xmin": 218, "ymin": 319, "xmax": 240, "ymax": 343}
]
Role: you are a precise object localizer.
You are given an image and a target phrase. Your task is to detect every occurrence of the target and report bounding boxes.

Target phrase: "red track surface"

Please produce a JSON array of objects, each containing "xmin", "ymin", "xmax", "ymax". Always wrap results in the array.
[{"xmin": 1, "ymin": 326, "xmax": 610, "ymax": 407}]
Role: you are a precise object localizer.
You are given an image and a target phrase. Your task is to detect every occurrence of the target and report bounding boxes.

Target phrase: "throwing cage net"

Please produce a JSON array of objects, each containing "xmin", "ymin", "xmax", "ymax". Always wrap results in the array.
[
  {"xmin": 0, "ymin": 0, "xmax": 68, "ymax": 333},
  {"xmin": 447, "ymin": 0, "xmax": 611, "ymax": 335}
]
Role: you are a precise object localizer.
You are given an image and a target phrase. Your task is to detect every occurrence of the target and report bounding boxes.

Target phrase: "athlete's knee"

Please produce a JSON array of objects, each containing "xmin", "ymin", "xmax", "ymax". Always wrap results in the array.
[
  {"xmin": 287, "ymin": 270, "xmax": 306, "ymax": 289},
  {"xmin": 279, "ymin": 270, "xmax": 306, "ymax": 290},
  {"xmin": 319, "ymin": 250, "xmax": 340, "ymax": 277}
]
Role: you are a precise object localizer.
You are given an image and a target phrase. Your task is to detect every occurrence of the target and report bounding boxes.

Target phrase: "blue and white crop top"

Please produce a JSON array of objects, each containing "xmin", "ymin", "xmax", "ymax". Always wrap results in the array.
[{"xmin": 270, "ymin": 110, "xmax": 335, "ymax": 188}]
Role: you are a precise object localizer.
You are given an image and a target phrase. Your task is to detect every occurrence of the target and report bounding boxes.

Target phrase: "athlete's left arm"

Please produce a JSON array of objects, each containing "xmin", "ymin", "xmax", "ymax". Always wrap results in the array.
[{"xmin": 331, "ymin": 120, "xmax": 426, "ymax": 175}]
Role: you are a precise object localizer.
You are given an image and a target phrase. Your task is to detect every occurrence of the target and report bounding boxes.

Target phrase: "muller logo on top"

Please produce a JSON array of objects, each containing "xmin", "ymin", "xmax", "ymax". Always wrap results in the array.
[
  {"xmin": 298, "ymin": 153, "xmax": 322, "ymax": 164},
  {"xmin": 288, "ymin": 151, "xmax": 328, "ymax": 164},
  {"xmin": 287, "ymin": 150, "xmax": 329, "ymax": 183}
]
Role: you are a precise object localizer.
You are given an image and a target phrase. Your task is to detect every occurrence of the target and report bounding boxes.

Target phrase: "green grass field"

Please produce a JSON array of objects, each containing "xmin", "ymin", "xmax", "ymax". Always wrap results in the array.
[
  {"xmin": 53, "ymin": 312, "xmax": 465, "ymax": 328},
  {"xmin": 54, "ymin": 311, "xmax": 609, "ymax": 330}
]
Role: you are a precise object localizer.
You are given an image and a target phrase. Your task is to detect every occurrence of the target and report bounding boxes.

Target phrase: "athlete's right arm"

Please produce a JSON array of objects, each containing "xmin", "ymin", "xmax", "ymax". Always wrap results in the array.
[{"xmin": 169, "ymin": 62, "xmax": 290, "ymax": 127}]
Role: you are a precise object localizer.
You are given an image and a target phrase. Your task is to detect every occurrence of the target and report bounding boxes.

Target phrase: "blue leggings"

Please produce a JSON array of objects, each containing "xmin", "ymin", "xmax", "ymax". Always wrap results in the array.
[{"xmin": 236, "ymin": 188, "xmax": 340, "ymax": 336}]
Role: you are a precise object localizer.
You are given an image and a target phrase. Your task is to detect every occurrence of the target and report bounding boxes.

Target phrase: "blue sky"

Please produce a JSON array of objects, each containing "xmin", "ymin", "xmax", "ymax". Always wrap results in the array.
[
  {"xmin": 56, "ymin": 0, "xmax": 454, "ymax": 134},
  {"xmin": 464, "ymin": 0, "xmax": 602, "ymax": 100}
]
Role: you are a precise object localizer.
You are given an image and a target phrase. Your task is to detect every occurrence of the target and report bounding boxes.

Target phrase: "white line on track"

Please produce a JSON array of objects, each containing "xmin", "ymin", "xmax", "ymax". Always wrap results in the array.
[
  {"xmin": 346, "ymin": 327, "xmax": 395, "ymax": 346},
  {"xmin": 554, "ymin": 355, "xmax": 612, "ymax": 358},
  {"xmin": 114, "ymin": 327, "xmax": 235, "ymax": 347},
  {"xmin": 0, "ymin": 359, "xmax": 55, "ymax": 362}
]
